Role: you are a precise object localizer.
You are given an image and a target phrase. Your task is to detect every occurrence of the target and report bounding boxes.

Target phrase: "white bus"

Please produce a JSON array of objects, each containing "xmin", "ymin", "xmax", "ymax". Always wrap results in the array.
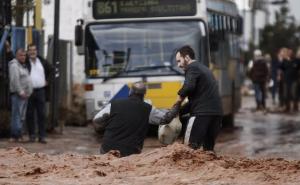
[{"xmin": 75, "ymin": 0, "xmax": 243, "ymax": 127}]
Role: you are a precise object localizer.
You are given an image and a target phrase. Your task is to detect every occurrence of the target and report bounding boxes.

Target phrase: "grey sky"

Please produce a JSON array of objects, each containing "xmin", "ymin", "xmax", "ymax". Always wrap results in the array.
[
  {"xmin": 236, "ymin": 0, "xmax": 300, "ymax": 23},
  {"xmin": 288, "ymin": 0, "xmax": 300, "ymax": 23}
]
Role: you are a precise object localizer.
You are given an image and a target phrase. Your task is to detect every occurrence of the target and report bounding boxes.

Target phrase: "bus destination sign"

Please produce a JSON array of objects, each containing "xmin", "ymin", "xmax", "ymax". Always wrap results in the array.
[{"xmin": 92, "ymin": 0, "xmax": 197, "ymax": 19}]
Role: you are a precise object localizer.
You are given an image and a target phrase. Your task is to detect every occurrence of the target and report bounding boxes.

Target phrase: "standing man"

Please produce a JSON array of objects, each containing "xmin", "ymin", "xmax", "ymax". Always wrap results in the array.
[
  {"xmin": 294, "ymin": 48, "xmax": 300, "ymax": 112},
  {"xmin": 271, "ymin": 49, "xmax": 282, "ymax": 105},
  {"xmin": 25, "ymin": 44, "xmax": 52, "ymax": 143},
  {"xmin": 277, "ymin": 48, "xmax": 287, "ymax": 109},
  {"xmin": 279, "ymin": 48, "xmax": 299, "ymax": 113},
  {"xmin": 163, "ymin": 45, "xmax": 223, "ymax": 151},
  {"xmin": 93, "ymin": 82, "xmax": 167, "ymax": 157},
  {"xmin": 9, "ymin": 48, "xmax": 33, "ymax": 142},
  {"xmin": 250, "ymin": 49, "xmax": 269, "ymax": 111}
]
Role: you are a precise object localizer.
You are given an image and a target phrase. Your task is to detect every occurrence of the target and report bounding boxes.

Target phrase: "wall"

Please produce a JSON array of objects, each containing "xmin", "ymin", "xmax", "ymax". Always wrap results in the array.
[{"xmin": 42, "ymin": 0, "xmax": 85, "ymax": 84}]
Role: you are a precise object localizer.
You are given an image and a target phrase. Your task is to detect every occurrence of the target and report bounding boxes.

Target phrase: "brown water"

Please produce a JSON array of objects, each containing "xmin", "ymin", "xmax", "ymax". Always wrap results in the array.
[{"xmin": 0, "ymin": 96, "xmax": 299, "ymax": 160}]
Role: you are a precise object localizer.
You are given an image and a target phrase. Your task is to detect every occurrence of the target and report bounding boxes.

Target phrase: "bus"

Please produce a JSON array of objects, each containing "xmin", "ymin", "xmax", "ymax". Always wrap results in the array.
[{"xmin": 75, "ymin": 0, "xmax": 243, "ymax": 127}]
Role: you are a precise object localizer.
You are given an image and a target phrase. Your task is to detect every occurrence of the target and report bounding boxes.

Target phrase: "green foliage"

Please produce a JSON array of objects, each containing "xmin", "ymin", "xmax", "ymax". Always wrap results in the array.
[
  {"xmin": 12, "ymin": 0, "xmax": 35, "ymax": 26},
  {"xmin": 259, "ymin": 6, "xmax": 300, "ymax": 56}
]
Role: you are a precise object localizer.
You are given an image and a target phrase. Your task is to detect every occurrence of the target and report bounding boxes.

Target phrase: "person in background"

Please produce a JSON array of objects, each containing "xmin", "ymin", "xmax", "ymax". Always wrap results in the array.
[
  {"xmin": 25, "ymin": 44, "xmax": 52, "ymax": 144},
  {"xmin": 271, "ymin": 49, "xmax": 282, "ymax": 105},
  {"xmin": 9, "ymin": 48, "xmax": 33, "ymax": 142},
  {"xmin": 264, "ymin": 53, "xmax": 272, "ymax": 98},
  {"xmin": 277, "ymin": 48, "xmax": 288, "ymax": 110},
  {"xmin": 265, "ymin": 53, "xmax": 272, "ymax": 72},
  {"xmin": 295, "ymin": 48, "xmax": 300, "ymax": 112},
  {"xmin": 93, "ymin": 81, "xmax": 168, "ymax": 157},
  {"xmin": 3, "ymin": 41, "xmax": 14, "ymax": 110},
  {"xmin": 279, "ymin": 48, "xmax": 299, "ymax": 113},
  {"xmin": 250, "ymin": 49, "xmax": 269, "ymax": 112},
  {"xmin": 5, "ymin": 41, "xmax": 14, "ymax": 61},
  {"xmin": 295, "ymin": 48, "xmax": 300, "ymax": 111}
]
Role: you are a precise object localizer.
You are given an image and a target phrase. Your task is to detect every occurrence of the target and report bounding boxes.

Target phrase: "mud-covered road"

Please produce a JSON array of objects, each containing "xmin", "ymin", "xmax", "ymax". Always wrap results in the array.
[
  {"xmin": 1, "ymin": 144, "xmax": 300, "ymax": 185},
  {"xmin": 0, "ymin": 96, "xmax": 300, "ymax": 184}
]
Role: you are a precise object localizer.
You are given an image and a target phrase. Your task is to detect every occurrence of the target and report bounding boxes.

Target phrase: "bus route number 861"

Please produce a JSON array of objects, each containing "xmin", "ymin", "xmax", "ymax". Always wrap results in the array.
[{"xmin": 96, "ymin": 2, "xmax": 118, "ymax": 15}]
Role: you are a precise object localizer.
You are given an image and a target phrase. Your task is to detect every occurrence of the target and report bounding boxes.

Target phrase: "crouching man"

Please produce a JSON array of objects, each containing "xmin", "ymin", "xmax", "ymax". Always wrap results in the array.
[{"xmin": 93, "ymin": 81, "xmax": 173, "ymax": 157}]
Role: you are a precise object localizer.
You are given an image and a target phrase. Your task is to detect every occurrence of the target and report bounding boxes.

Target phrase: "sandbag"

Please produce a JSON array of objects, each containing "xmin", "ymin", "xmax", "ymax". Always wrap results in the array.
[{"xmin": 158, "ymin": 117, "xmax": 182, "ymax": 145}]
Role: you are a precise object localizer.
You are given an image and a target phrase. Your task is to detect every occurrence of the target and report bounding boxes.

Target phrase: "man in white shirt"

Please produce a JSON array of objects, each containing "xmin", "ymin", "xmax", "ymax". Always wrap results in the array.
[{"xmin": 25, "ymin": 44, "xmax": 52, "ymax": 144}]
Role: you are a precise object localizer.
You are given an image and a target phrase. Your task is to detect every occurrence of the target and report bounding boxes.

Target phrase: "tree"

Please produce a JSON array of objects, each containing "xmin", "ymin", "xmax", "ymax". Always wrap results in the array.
[
  {"xmin": 259, "ymin": 6, "xmax": 300, "ymax": 56},
  {"xmin": 13, "ymin": 0, "xmax": 35, "ymax": 26}
]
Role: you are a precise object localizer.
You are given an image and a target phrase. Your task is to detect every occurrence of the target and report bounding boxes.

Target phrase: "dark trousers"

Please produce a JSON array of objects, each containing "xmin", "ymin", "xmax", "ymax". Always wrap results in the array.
[
  {"xmin": 284, "ymin": 81, "xmax": 299, "ymax": 111},
  {"xmin": 184, "ymin": 115, "xmax": 222, "ymax": 151},
  {"xmin": 26, "ymin": 88, "xmax": 46, "ymax": 140},
  {"xmin": 278, "ymin": 80, "xmax": 285, "ymax": 107},
  {"xmin": 271, "ymin": 79, "xmax": 278, "ymax": 102},
  {"xmin": 253, "ymin": 82, "xmax": 266, "ymax": 109}
]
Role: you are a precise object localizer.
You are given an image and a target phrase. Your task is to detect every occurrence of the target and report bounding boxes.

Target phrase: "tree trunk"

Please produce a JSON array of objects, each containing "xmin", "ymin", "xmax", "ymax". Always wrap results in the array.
[{"xmin": 15, "ymin": 0, "xmax": 24, "ymax": 26}]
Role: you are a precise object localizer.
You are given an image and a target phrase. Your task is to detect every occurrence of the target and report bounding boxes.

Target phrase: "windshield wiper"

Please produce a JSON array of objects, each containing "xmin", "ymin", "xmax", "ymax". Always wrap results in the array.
[{"xmin": 126, "ymin": 65, "xmax": 183, "ymax": 75}]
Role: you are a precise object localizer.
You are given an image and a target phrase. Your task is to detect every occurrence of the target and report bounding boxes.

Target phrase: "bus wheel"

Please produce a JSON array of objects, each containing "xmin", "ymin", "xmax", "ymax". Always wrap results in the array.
[{"xmin": 222, "ymin": 114, "xmax": 234, "ymax": 128}]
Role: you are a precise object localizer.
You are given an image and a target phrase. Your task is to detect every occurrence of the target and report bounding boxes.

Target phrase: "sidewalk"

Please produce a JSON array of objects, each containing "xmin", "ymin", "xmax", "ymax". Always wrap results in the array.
[{"xmin": 0, "ymin": 125, "xmax": 100, "ymax": 155}]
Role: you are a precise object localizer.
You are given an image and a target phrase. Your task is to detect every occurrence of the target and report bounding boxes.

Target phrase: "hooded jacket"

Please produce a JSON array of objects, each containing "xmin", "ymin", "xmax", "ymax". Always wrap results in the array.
[
  {"xmin": 250, "ymin": 59, "xmax": 269, "ymax": 83},
  {"xmin": 9, "ymin": 59, "xmax": 33, "ymax": 96}
]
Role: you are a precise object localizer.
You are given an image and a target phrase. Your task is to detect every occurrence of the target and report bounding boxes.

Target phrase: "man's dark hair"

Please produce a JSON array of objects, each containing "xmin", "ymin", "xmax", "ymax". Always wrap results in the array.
[
  {"xmin": 129, "ymin": 81, "xmax": 147, "ymax": 99},
  {"xmin": 27, "ymin": 43, "xmax": 36, "ymax": 50},
  {"xmin": 176, "ymin": 45, "xmax": 195, "ymax": 60}
]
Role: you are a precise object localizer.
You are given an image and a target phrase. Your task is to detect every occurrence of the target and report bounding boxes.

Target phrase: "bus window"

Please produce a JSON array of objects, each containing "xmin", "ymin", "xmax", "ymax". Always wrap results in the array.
[
  {"xmin": 216, "ymin": 15, "xmax": 221, "ymax": 32},
  {"xmin": 230, "ymin": 17, "xmax": 234, "ymax": 32},
  {"xmin": 113, "ymin": 51, "xmax": 126, "ymax": 64},
  {"xmin": 85, "ymin": 21, "xmax": 206, "ymax": 78},
  {"xmin": 232, "ymin": 19, "xmax": 237, "ymax": 33},
  {"xmin": 223, "ymin": 16, "xmax": 227, "ymax": 31},
  {"xmin": 225, "ymin": 16, "xmax": 230, "ymax": 32},
  {"xmin": 212, "ymin": 14, "xmax": 218, "ymax": 32},
  {"xmin": 208, "ymin": 13, "xmax": 215, "ymax": 32}
]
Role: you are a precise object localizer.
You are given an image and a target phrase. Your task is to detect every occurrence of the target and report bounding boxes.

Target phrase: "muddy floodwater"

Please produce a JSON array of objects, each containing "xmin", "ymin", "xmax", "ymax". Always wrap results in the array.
[
  {"xmin": 216, "ymin": 96, "xmax": 300, "ymax": 160},
  {"xmin": 0, "ymin": 96, "xmax": 299, "ymax": 184},
  {"xmin": 1, "ymin": 96, "xmax": 299, "ymax": 160}
]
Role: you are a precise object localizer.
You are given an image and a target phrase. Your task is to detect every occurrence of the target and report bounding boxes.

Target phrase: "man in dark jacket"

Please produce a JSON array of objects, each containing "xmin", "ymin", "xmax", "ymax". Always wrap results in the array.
[
  {"xmin": 279, "ymin": 49, "xmax": 300, "ymax": 112},
  {"xmin": 295, "ymin": 49, "xmax": 300, "ymax": 111},
  {"xmin": 25, "ymin": 44, "xmax": 52, "ymax": 143},
  {"xmin": 163, "ymin": 45, "xmax": 223, "ymax": 151},
  {"xmin": 93, "ymin": 82, "xmax": 166, "ymax": 157},
  {"xmin": 271, "ymin": 50, "xmax": 281, "ymax": 105},
  {"xmin": 250, "ymin": 49, "xmax": 269, "ymax": 111}
]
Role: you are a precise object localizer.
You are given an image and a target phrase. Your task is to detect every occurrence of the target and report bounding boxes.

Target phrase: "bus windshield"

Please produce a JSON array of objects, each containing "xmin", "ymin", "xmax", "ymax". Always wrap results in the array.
[{"xmin": 85, "ymin": 21, "xmax": 205, "ymax": 78}]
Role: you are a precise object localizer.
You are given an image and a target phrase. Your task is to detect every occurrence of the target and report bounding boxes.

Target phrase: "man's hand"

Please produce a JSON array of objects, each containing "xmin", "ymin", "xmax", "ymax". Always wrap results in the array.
[
  {"xmin": 160, "ymin": 101, "xmax": 181, "ymax": 125},
  {"xmin": 177, "ymin": 95, "xmax": 185, "ymax": 103},
  {"xmin": 19, "ymin": 91, "xmax": 27, "ymax": 99},
  {"xmin": 94, "ymin": 113, "xmax": 110, "ymax": 124}
]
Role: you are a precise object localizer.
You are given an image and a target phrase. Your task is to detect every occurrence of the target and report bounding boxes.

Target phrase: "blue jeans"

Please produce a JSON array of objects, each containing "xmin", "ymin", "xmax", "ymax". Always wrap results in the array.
[
  {"xmin": 253, "ymin": 82, "xmax": 266, "ymax": 109},
  {"xmin": 10, "ymin": 94, "xmax": 28, "ymax": 139}
]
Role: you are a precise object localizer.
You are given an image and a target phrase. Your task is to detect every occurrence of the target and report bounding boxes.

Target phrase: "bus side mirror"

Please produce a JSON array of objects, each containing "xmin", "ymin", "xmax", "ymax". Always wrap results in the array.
[{"xmin": 75, "ymin": 25, "xmax": 83, "ymax": 46}]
